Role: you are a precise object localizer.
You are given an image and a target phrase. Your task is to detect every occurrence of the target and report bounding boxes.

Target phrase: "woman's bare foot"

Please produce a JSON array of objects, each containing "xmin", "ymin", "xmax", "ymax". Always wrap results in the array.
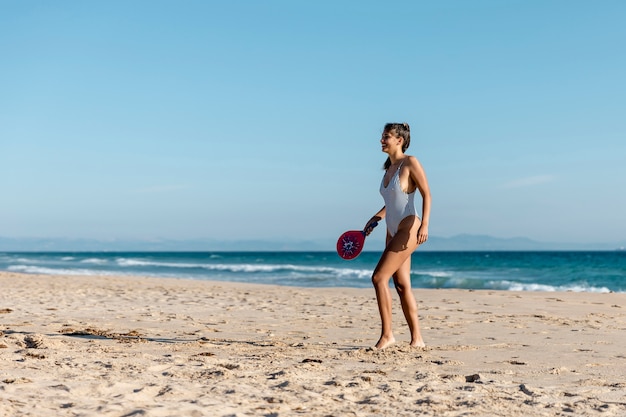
[
  {"xmin": 409, "ymin": 340, "xmax": 426, "ymax": 348},
  {"xmin": 374, "ymin": 335, "xmax": 396, "ymax": 350}
]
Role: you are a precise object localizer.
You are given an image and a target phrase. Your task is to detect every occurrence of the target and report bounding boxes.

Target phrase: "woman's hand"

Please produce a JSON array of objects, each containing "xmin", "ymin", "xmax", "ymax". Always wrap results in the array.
[
  {"xmin": 417, "ymin": 224, "xmax": 429, "ymax": 245},
  {"xmin": 364, "ymin": 217, "xmax": 381, "ymax": 236}
]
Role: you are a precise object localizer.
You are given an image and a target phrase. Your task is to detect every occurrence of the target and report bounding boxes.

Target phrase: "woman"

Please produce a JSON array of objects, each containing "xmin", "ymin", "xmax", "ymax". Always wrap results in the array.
[{"xmin": 364, "ymin": 123, "xmax": 431, "ymax": 350}]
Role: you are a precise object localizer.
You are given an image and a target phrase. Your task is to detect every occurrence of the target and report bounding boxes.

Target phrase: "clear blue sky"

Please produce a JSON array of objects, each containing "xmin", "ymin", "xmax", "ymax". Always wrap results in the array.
[{"xmin": 1, "ymin": 1, "xmax": 625, "ymax": 245}]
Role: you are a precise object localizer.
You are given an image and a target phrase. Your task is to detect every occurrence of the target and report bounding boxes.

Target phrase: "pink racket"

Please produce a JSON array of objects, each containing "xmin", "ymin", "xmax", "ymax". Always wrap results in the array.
[{"xmin": 336, "ymin": 222, "xmax": 378, "ymax": 260}]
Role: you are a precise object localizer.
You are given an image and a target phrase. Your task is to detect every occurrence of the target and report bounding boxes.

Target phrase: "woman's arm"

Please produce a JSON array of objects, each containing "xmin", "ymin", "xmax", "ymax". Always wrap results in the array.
[{"xmin": 407, "ymin": 156, "xmax": 431, "ymax": 244}]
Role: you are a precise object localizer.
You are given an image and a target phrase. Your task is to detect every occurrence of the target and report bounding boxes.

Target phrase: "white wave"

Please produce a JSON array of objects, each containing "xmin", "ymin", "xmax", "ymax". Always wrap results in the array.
[
  {"xmin": 116, "ymin": 258, "xmax": 205, "ymax": 268},
  {"xmin": 413, "ymin": 270, "xmax": 453, "ymax": 278},
  {"xmin": 80, "ymin": 258, "xmax": 108, "ymax": 265},
  {"xmin": 8, "ymin": 265, "xmax": 115, "ymax": 276},
  {"xmin": 204, "ymin": 263, "xmax": 372, "ymax": 279},
  {"xmin": 421, "ymin": 276, "xmax": 476, "ymax": 288},
  {"xmin": 8, "ymin": 258, "xmax": 374, "ymax": 283},
  {"xmin": 336, "ymin": 268, "xmax": 372, "ymax": 280},
  {"xmin": 115, "ymin": 257, "xmax": 370, "ymax": 276},
  {"xmin": 492, "ymin": 280, "xmax": 612, "ymax": 293}
]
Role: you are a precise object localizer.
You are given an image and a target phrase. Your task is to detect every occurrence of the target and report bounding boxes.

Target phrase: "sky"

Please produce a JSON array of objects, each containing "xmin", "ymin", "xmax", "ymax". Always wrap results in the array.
[{"xmin": 1, "ymin": 0, "xmax": 625, "ymax": 247}]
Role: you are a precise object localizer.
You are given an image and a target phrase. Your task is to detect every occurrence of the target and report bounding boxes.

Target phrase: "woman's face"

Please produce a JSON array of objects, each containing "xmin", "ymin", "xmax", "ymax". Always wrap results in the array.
[{"xmin": 380, "ymin": 129, "xmax": 402, "ymax": 153}]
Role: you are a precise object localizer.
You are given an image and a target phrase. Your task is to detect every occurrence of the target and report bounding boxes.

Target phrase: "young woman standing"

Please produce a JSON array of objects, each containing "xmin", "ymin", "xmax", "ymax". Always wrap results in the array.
[{"xmin": 364, "ymin": 123, "xmax": 431, "ymax": 349}]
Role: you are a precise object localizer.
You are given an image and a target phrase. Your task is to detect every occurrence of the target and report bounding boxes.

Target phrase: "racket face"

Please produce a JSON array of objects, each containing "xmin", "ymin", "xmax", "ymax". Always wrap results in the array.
[{"xmin": 336, "ymin": 230, "xmax": 365, "ymax": 260}]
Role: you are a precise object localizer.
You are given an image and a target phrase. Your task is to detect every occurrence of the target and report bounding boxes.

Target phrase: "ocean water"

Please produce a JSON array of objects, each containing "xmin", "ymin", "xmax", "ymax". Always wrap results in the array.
[{"xmin": 1, "ymin": 251, "xmax": 625, "ymax": 293}]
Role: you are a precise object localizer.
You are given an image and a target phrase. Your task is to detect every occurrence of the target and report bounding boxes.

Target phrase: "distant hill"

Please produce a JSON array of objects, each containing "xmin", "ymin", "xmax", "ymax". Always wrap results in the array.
[{"xmin": 0, "ymin": 235, "xmax": 624, "ymax": 252}]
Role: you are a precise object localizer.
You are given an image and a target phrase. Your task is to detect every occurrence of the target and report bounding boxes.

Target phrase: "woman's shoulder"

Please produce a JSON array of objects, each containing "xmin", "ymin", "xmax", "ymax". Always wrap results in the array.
[
  {"xmin": 404, "ymin": 155, "xmax": 420, "ymax": 166},
  {"xmin": 404, "ymin": 155, "xmax": 426, "ymax": 171}
]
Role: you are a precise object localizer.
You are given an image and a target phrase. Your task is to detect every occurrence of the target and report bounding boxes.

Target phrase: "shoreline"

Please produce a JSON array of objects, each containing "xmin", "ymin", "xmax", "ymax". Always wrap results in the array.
[
  {"xmin": 1, "ymin": 272, "xmax": 625, "ymax": 416},
  {"xmin": 2, "ymin": 250, "xmax": 624, "ymax": 294}
]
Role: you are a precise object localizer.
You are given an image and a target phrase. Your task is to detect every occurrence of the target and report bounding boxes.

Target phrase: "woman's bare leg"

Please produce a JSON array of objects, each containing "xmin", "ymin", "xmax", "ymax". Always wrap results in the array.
[
  {"xmin": 393, "ymin": 257, "xmax": 425, "ymax": 347},
  {"xmin": 371, "ymin": 220, "xmax": 418, "ymax": 349},
  {"xmin": 372, "ymin": 263, "xmax": 395, "ymax": 349}
]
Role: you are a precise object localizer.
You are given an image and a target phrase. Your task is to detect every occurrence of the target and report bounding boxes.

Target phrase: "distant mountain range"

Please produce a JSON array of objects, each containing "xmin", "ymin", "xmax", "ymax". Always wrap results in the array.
[{"xmin": 0, "ymin": 235, "xmax": 624, "ymax": 252}]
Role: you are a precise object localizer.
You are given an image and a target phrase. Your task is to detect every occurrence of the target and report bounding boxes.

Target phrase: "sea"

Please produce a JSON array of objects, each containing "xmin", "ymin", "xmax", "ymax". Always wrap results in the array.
[{"xmin": 1, "ymin": 251, "xmax": 625, "ymax": 293}]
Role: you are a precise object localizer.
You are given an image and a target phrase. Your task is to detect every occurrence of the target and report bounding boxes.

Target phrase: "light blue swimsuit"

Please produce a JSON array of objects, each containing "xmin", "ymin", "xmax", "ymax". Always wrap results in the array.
[{"xmin": 379, "ymin": 161, "xmax": 418, "ymax": 236}]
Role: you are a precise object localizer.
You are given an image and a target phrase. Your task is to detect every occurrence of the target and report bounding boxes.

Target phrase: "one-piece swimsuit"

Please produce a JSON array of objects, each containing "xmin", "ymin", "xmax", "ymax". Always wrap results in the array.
[{"xmin": 379, "ymin": 160, "xmax": 418, "ymax": 236}]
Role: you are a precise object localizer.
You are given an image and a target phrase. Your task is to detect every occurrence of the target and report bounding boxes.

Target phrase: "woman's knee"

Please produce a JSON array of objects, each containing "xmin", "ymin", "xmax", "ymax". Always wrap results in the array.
[
  {"xmin": 394, "ymin": 277, "xmax": 414, "ymax": 296},
  {"xmin": 394, "ymin": 280, "xmax": 408, "ymax": 295},
  {"xmin": 372, "ymin": 271, "xmax": 388, "ymax": 286}
]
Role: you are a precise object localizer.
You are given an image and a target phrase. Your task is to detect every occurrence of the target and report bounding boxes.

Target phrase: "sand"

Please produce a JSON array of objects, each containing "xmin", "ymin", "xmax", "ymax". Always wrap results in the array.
[{"xmin": 1, "ymin": 271, "xmax": 625, "ymax": 416}]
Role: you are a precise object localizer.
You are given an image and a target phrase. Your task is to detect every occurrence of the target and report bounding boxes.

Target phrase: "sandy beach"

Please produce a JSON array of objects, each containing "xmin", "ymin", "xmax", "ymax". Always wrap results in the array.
[{"xmin": 1, "ymin": 271, "xmax": 625, "ymax": 416}]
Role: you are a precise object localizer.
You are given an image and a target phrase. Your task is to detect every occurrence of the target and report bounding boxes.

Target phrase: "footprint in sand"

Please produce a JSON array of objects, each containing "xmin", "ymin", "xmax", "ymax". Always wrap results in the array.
[{"xmin": 24, "ymin": 334, "xmax": 46, "ymax": 349}]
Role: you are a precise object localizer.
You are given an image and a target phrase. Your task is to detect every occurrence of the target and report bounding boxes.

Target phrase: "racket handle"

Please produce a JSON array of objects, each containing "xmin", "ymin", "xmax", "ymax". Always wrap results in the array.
[{"xmin": 363, "ymin": 221, "xmax": 378, "ymax": 233}]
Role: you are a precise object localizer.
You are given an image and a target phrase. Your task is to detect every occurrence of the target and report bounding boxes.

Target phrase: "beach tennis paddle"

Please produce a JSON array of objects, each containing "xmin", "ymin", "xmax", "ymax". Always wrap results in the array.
[{"xmin": 336, "ymin": 222, "xmax": 378, "ymax": 260}]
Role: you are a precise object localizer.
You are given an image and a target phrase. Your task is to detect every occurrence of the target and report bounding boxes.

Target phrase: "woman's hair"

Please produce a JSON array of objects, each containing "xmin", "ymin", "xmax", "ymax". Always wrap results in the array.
[{"xmin": 383, "ymin": 122, "xmax": 411, "ymax": 170}]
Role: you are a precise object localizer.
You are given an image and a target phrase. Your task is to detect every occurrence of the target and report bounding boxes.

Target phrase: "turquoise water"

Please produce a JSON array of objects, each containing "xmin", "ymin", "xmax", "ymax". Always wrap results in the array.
[{"xmin": 1, "ymin": 251, "xmax": 625, "ymax": 292}]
